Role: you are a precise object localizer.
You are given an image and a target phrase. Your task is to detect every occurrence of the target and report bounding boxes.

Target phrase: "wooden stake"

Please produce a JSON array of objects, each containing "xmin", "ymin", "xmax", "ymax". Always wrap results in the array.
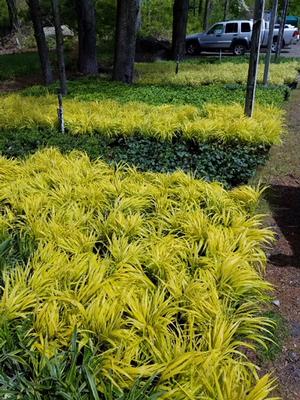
[
  {"xmin": 57, "ymin": 93, "xmax": 65, "ymax": 134},
  {"xmin": 175, "ymin": 54, "xmax": 180, "ymax": 74},
  {"xmin": 244, "ymin": 0, "xmax": 265, "ymax": 117},
  {"xmin": 263, "ymin": 0, "xmax": 278, "ymax": 86}
]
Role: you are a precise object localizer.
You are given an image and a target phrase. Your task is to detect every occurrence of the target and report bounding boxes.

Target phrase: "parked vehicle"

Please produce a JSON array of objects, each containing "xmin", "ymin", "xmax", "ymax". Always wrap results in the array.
[
  {"xmin": 274, "ymin": 24, "xmax": 299, "ymax": 43},
  {"xmin": 284, "ymin": 16, "xmax": 299, "ymax": 28},
  {"xmin": 186, "ymin": 19, "xmax": 297, "ymax": 56}
]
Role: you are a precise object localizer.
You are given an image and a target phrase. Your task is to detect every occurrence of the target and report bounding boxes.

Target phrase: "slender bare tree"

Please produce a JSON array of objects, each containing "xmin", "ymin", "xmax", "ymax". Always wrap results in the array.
[
  {"xmin": 275, "ymin": 0, "xmax": 289, "ymax": 60},
  {"xmin": 51, "ymin": 0, "xmax": 67, "ymax": 95},
  {"xmin": 27, "ymin": 0, "xmax": 54, "ymax": 85},
  {"xmin": 245, "ymin": 0, "xmax": 265, "ymax": 117},
  {"xmin": 203, "ymin": 0, "xmax": 213, "ymax": 31},
  {"xmin": 5, "ymin": 0, "xmax": 19, "ymax": 32},
  {"xmin": 223, "ymin": 0, "xmax": 230, "ymax": 20},
  {"xmin": 263, "ymin": 0, "xmax": 278, "ymax": 85}
]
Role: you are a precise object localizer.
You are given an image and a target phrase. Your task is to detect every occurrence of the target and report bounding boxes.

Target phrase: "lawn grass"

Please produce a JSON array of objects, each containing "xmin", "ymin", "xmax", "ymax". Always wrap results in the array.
[{"xmin": 0, "ymin": 52, "xmax": 41, "ymax": 81}]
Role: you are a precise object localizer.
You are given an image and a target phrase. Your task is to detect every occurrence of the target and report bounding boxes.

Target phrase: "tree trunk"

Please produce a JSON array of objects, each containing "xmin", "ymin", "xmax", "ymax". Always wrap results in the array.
[
  {"xmin": 245, "ymin": 0, "xmax": 265, "ymax": 117},
  {"xmin": 198, "ymin": 0, "xmax": 203, "ymax": 16},
  {"xmin": 203, "ymin": 0, "xmax": 212, "ymax": 31},
  {"xmin": 75, "ymin": 0, "xmax": 98, "ymax": 75},
  {"xmin": 136, "ymin": 1, "xmax": 142, "ymax": 32},
  {"xmin": 171, "ymin": 0, "xmax": 189, "ymax": 60},
  {"xmin": 6, "ymin": 0, "xmax": 19, "ymax": 31},
  {"xmin": 113, "ymin": 0, "xmax": 140, "ymax": 84},
  {"xmin": 51, "ymin": 0, "xmax": 67, "ymax": 95},
  {"xmin": 6, "ymin": 0, "xmax": 20, "ymax": 31},
  {"xmin": 27, "ymin": 0, "xmax": 53, "ymax": 85},
  {"xmin": 263, "ymin": 0, "xmax": 278, "ymax": 85},
  {"xmin": 275, "ymin": 0, "xmax": 289, "ymax": 61},
  {"xmin": 223, "ymin": 0, "xmax": 230, "ymax": 20}
]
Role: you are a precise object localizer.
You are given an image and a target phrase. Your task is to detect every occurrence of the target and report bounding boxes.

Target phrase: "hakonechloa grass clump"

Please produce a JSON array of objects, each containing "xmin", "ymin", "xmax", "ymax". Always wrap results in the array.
[
  {"xmin": 0, "ymin": 94, "xmax": 283, "ymax": 145},
  {"xmin": 0, "ymin": 149, "xmax": 278, "ymax": 399}
]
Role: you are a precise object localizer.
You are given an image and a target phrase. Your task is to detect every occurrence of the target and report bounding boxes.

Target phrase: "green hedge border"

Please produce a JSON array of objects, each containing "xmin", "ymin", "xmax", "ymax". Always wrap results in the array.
[{"xmin": 0, "ymin": 129, "xmax": 269, "ymax": 187}]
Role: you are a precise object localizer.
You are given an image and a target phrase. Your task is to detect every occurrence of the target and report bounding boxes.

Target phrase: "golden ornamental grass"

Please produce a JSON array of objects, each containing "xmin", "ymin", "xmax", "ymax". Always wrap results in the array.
[
  {"xmin": 0, "ymin": 149, "xmax": 278, "ymax": 399},
  {"xmin": 0, "ymin": 94, "xmax": 283, "ymax": 144},
  {"xmin": 136, "ymin": 60, "xmax": 300, "ymax": 86}
]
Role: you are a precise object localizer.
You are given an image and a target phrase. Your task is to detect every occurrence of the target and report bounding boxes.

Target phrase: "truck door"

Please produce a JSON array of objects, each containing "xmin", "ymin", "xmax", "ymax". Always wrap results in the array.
[
  {"xmin": 203, "ymin": 23, "xmax": 225, "ymax": 49},
  {"xmin": 223, "ymin": 22, "xmax": 239, "ymax": 48}
]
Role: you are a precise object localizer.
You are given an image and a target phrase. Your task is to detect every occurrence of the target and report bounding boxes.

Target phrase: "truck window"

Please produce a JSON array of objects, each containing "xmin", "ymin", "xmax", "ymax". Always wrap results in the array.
[
  {"xmin": 241, "ymin": 22, "xmax": 251, "ymax": 32},
  {"xmin": 225, "ymin": 23, "xmax": 238, "ymax": 33},
  {"xmin": 207, "ymin": 24, "xmax": 224, "ymax": 34}
]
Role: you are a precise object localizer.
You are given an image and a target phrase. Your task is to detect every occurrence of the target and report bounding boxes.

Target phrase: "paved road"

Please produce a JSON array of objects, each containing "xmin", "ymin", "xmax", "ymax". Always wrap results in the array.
[
  {"xmin": 191, "ymin": 40, "xmax": 300, "ymax": 59},
  {"xmin": 281, "ymin": 40, "xmax": 300, "ymax": 57}
]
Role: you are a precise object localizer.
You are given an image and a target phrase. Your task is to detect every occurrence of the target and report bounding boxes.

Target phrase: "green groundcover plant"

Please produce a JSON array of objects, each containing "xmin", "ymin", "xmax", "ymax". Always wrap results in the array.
[{"xmin": 22, "ymin": 78, "xmax": 290, "ymax": 109}]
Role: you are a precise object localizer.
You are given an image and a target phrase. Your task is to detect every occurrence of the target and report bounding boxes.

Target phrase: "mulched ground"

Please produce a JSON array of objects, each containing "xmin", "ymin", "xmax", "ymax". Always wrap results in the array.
[
  {"xmin": 0, "ymin": 74, "xmax": 42, "ymax": 92},
  {"xmin": 258, "ymin": 83, "xmax": 300, "ymax": 399}
]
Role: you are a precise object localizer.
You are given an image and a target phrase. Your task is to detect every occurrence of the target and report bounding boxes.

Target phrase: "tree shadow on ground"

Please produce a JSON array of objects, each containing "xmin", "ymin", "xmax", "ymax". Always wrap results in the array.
[{"xmin": 267, "ymin": 184, "xmax": 300, "ymax": 268}]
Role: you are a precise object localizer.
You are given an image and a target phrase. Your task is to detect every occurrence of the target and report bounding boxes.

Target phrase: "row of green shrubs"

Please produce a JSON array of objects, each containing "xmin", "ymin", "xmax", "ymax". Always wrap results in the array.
[{"xmin": 0, "ymin": 129, "xmax": 269, "ymax": 187}]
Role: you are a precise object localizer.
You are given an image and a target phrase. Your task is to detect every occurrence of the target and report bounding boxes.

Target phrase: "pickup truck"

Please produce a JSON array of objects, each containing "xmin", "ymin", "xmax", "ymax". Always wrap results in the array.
[{"xmin": 186, "ymin": 19, "xmax": 298, "ymax": 56}]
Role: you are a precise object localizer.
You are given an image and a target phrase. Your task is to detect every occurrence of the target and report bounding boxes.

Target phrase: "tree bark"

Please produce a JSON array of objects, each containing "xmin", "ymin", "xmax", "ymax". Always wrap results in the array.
[
  {"xmin": 223, "ymin": 0, "xmax": 230, "ymax": 20},
  {"xmin": 75, "ymin": 0, "xmax": 98, "ymax": 75},
  {"xmin": 51, "ymin": 0, "xmax": 67, "ymax": 95},
  {"xmin": 171, "ymin": 0, "xmax": 190, "ymax": 60},
  {"xmin": 245, "ymin": 0, "xmax": 265, "ymax": 117},
  {"xmin": 203, "ymin": 0, "xmax": 212, "ymax": 31},
  {"xmin": 263, "ymin": 0, "xmax": 278, "ymax": 85},
  {"xmin": 27, "ymin": 0, "xmax": 53, "ymax": 85},
  {"xmin": 5, "ymin": 0, "xmax": 19, "ymax": 31},
  {"xmin": 113, "ymin": 0, "xmax": 140, "ymax": 84},
  {"xmin": 198, "ymin": 0, "xmax": 203, "ymax": 16},
  {"xmin": 275, "ymin": 0, "xmax": 289, "ymax": 61}
]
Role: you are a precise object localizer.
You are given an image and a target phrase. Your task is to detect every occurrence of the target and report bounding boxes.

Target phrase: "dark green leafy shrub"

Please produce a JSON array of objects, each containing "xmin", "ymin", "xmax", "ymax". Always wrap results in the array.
[{"xmin": 0, "ymin": 129, "xmax": 269, "ymax": 187}]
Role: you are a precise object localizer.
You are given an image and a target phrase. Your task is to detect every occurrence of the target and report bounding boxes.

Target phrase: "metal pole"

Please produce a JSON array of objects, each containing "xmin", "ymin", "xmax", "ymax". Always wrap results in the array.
[
  {"xmin": 275, "ymin": 0, "xmax": 289, "ymax": 61},
  {"xmin": 244, "ymin": 0, "xmax": 265, "ymax": 117},
  {"xmin": 263, "ymin": 0, "xmax": 278, "ymax": 86}
]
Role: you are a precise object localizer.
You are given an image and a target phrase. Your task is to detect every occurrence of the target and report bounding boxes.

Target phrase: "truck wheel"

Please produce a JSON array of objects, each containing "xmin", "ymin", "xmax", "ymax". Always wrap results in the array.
[
  {"xmin": 232, "ymin": 43, "xmax": 246, "ymax": 56},
  {"xmin": 272, "ymin": 37, "xmax": 286, "ymax": 52},
  {"xmin": 186, "ymin": 42, "xmax": 199, "ymax": 56},
  {"xmin": 272, "ymin": 37, "xmax": 278, "ymax": 52}
]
